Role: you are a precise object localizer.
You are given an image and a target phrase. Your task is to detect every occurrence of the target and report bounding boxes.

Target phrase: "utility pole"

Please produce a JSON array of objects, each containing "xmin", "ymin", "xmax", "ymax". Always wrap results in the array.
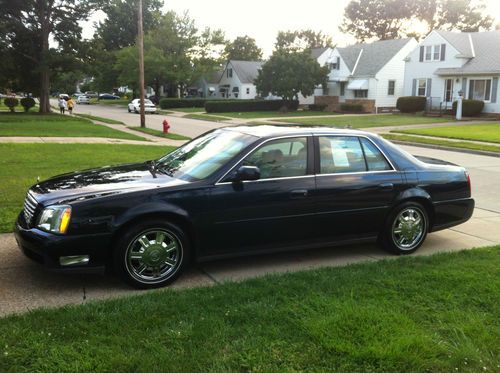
[{"xmin": 137, "ymin": 0, "xmax": 146, "ymax": 127}]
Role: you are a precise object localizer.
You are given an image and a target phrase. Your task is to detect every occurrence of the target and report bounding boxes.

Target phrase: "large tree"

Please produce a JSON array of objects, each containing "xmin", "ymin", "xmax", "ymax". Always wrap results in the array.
[
  {"xmin": 275, "ymin": 30, "xmax": 333, "ymax": 53},
  {"xmin": 255, "ymin": 51, "xmax": 329, "ymax": 102},
  {"xmin": 341, "ymin": 0, "xmax": 493, "ymax": 41},
  {"xmin": 0, "ymin": 0, "xmax": 99, "ymax": 113},
  {"xmin": 224, "ymin": 36, "xmax": 263, "ymax": 61}
]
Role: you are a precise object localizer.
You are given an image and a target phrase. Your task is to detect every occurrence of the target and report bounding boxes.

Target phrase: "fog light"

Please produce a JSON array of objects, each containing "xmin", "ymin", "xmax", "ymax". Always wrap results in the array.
[{"xmin": 59, "ymin": 255, "xmax": 89, "ymax": 266}]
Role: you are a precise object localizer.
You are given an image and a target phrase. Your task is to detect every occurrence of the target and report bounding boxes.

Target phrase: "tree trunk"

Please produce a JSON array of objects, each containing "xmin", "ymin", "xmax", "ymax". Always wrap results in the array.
[{"xmin": 38, "ymin": 3, "xmax": 51, "ymax": 114}]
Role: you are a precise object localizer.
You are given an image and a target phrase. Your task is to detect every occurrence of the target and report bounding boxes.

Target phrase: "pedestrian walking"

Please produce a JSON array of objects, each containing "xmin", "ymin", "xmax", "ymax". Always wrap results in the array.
[
  {"xmin": 67, "ymin": 97, "xmax": 75, "ymax": 115},
  {"xmin": 58, "ymin": 97, "xmax": 67, "ymax": 114}
]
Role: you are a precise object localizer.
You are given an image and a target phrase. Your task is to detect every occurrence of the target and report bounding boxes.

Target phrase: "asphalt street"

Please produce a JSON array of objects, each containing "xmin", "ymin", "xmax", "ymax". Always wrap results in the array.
[{"xmin": 1, "ymin": 111, "xmax": 499, "ymax": 317}]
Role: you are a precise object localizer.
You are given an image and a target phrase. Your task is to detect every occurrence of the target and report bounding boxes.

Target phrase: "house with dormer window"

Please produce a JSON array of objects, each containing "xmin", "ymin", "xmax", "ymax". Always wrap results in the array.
[
  {"xmin": 217, "ymin": 60, "xmax": 263, "ymax": 99},
  {"xmin": 403, "ymin": 30, "xmax": 500, "ymax": 114},
  {"xmin": 313, "ymin": 38, "xmax": 417, "ymax": 112}
]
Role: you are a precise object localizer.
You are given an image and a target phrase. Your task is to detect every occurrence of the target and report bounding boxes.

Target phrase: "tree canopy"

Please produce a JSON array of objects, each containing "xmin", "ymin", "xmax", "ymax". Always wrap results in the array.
[
  {"xmin": 255, "ymin": 51, "xmax": 329, "ymax": 102},
  {"xmin": 275, "ymin": 30, "xmax": 333, "ymax": 53},
  {"xmin": 224, "ymin": 36, "xmax": 263, "ymax": 61},
  {"xmin": 341, "ymin": 0, "xmax": 493, "ymax": 41}
]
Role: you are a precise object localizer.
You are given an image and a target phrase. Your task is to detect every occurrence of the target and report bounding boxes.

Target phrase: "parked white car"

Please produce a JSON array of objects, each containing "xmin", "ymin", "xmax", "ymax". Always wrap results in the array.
[
  {"xmin": 128, "ymin": 99, "xmax": 157, "ymax": 114},
  {"xmin": 77, "ymin": 95, "xmax": 90, "ymax": 104}
]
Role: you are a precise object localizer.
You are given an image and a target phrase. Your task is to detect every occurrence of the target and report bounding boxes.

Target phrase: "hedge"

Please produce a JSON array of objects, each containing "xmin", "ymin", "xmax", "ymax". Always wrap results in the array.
[
  {"xmin": 205, "ymin": 100, "xmax": 299, "ymax": 113},
  {"xmin": 396, "ymin": 96, "xmax": 427, "ymax": 113},
  {"xmin": 20, "ymin": 97, "xmax": 36, "ymax": 112},
  {"xmin": 340, "ymin": 103, "xmax": 363, "ymax": 113},
  {"xmin": 159, "ymin": 98, "xmax": 206, "ymax": 109},
  {"xmin": 3, "ymin": 97, "xmax": 19, "ymax": 112},
  {"xmin": 452, "ymin": 99, "xmax": 484, "ymax": 117},
  {"xmin": 308, "ymin": 104, "xmax": 327, "ymax": 111}
]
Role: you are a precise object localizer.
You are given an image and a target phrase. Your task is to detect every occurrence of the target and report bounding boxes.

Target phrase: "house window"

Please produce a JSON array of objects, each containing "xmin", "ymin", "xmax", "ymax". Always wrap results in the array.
[
  {"xmin": 388, "ymin": 80, "xmax": 395, "ymax": 96},
  {"xmin": 469, "ymin": 79, "xmax": 492, "ymax": 101},
  {"xmin": 340, "ymin": 82, "xmax": 345, "ymax": 96},
  {"xmin": 417, "ymin": 79, "xmax": 427, "ymax": 96},
  {"xmin": 246, "ymin": 87, "xmax": 250, "ymax": 94},
  {"xmin": 354, "ymin": 90, "xmax": 368, "ymax": 98},
  {"xmin": 227, "ymin": 68, "xmax": 233, "ymax": 78},
  {"xmin": 424, "ymin": 45, "xmax": 441, "ymax": 61}
]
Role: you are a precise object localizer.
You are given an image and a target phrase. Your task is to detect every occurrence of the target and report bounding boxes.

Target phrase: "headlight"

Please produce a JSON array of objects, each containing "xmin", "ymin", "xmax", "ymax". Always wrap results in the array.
[{"xmin": 37, "ymin": 205, "xmax": 72, "ymax": 234}]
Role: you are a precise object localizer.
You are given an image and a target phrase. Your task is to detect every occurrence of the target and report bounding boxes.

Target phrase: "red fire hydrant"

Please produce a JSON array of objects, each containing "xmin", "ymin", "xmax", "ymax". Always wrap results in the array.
[{"xmin": 163, "ymin": 119, "xmax": 170, "ymax": 134}]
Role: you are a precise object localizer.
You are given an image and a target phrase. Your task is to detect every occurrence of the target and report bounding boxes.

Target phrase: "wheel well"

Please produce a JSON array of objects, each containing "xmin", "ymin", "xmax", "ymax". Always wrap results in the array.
[{"xmin": 106, "ymin": 212, "xmax": 195, "ymax": 269}]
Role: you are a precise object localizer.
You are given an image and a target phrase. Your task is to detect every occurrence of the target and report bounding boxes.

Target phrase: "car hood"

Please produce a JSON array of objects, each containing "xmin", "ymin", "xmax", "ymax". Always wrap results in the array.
[{"xmin": 30, "ymin": 162, "xmax": 187, "ymax": 205}]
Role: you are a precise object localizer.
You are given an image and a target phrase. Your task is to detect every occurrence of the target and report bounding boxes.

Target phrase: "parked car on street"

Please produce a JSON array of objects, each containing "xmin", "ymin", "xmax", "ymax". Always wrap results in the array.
[
  {"xmin": 128, "ymin": 98, "xmax": 157, "ymax": 114},
  {"xmin": 15, "ymin": 126, "xmax": 474, "ymax": 289},
  {"xmin": 84, "ymin": 91, "xmax": 98, "ymax": 97},
  {"xmin": 77, "ymin": 95, "xmax": 91, "ymax": 104},
  {"xmin": 98, "ymin": 93, "xmax": 120, "ymax": 100}
]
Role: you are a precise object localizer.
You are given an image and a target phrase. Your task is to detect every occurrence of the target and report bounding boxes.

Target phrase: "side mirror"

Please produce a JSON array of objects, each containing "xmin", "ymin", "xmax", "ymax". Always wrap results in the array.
[{"xmin": 234, "ymin": 166, "xmax": 260, "ymax": 182}]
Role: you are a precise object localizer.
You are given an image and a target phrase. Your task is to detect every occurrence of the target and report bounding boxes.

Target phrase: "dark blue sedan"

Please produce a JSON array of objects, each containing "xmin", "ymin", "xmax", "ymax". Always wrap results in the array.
[{"xmin": 15, "ymin": 126, "xmax": 474, "ymax": 288}]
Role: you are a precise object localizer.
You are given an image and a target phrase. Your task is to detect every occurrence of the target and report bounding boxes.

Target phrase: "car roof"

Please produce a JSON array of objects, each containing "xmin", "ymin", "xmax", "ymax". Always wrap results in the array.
[{"xmin": 223, "ymin": 125, "xmax": 375, "ymax": 139}]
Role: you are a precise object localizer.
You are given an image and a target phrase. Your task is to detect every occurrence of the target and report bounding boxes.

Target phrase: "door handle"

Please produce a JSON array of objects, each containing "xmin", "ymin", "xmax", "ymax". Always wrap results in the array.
[
  {"xmin": 378, "ymin": 182, "xmax": 394, "ymax": 190},
  {"xmin": 290, "ymin": 189, "xmax": 308, "ymax": 199}
]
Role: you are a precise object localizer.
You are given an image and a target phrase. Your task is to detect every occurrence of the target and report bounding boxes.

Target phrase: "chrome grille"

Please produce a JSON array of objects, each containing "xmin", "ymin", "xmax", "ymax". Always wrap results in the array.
[{"xmin": 23, "ymin": 191, "xmax": 38, "ymax": 225}]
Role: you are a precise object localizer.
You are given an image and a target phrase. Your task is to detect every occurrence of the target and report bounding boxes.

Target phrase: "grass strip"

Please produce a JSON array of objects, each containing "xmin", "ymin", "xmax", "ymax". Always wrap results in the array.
[
  {"xmin": 383, "ymin": 133, "xmax": 500, "ymax": 153},
  {"xmin": 282, "ymin": 114, "xmax": 453, "ymax": 128},
  {"xmin": 0, "ymin": 114, "xmax": 145, "ymax": 141},
  {"xmin": 185, "ymin": 113, "xmax": 231, "ymax": 122},
  {"xmin": 130, "ymin": 126, "xmax": 191, "ymax": 140},
  {"xmin": 393, "ymin": 123, "xmax": 500, "ymax": 144},
  {"xmin": 74, "ymin": 113, "xmax": 125, "ymax": 125},
  {"xmin": 0, "ymin": 247, "xmax": 498, "ymax": 371},
  {"xmin": 0, "ymin": 143, "xmax": 173, "ymax": 233}
]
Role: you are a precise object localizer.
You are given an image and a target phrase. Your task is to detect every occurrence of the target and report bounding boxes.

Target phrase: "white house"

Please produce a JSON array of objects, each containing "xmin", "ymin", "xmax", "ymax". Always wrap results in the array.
[
  {"xmin": 314, "ymin": 38, "xmax": 418, "ymax": 112},
  {"xmin": 404, "ymin": 30, "xmax": 500, "ymax": 114},
  {"xmin": 298, "ymin": 47, "xmax": 335, "ymax": 105},
  {"xmin": 217, "ymin": 60, "xmax": 263, "ymax": 99}
]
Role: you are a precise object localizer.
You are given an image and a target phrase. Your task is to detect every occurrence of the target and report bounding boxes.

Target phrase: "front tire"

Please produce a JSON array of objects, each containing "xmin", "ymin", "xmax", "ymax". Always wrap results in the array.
[
  {"xmin": 113, "ymin": 220, "xmax": 189, "ymax": 289},
  {"xmin": 380, "ymin": 202, "xmax": 428, "ymax": 254}
]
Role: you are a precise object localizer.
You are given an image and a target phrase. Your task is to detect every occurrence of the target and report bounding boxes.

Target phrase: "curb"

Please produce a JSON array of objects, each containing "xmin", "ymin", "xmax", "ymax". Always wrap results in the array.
[{"xmin": 389, "ymin": 140, "xmax": 500, "ymax": 158}]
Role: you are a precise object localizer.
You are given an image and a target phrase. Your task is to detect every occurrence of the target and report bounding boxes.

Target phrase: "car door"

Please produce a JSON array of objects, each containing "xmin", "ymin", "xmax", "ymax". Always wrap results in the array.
[
  {"xmin": 200, "ymin": 136, "xmax": 316, "ymax": 257},
  {"xmin": 312, "ymin": 135, "xmax": 404, "ymax": 242}
]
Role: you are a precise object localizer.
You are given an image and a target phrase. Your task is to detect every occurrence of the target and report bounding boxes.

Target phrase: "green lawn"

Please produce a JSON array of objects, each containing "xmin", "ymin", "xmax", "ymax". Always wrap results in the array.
[
  {"xmin": 201, "ymin": 110, "xmax": 341, "ymax": 119},
  {"xmin": 282, "ymin": 114, "xmax": 453, "ymax": 128},
  {"xmin": 185, "ymin": 113, "xmax": 231, "ymax": 122},
  {"xmin": 1, "ymin": 247, "xmax": 498, "ymax": 371},
  {"xmin": 383, "ymin": 133, "xmax": 500, "ymax": 153},
  {"xmin": 0, "ymin": 143, "xmax": 173, "ymax": 233},
  {"xmin": 170, "ymin": 107, "xmax": 206, "ymax": 113},
  {"xmin": 91, "ymin": 98, "xmax": 129, "ymax": 106},
  {"xmin": 0, "ymin": 114, "xmax": 145, "ymax": 141},
  {"xmin": 130, "ymin": 126, "xmax": 191, "ymax": 140},
  {"xmin": 394, "ymin": 123, "xmax": 500, "ymax": 143},
  {"xmin": 74, "ymin": 113, "xmax": 125, "ymax": 125}
]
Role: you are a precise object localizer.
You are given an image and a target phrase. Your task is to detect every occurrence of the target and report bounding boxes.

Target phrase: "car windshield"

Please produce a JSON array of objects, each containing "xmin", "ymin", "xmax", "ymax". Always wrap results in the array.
[{"xmin": 157, "ymin": 129, "xmax": 256, "ymax": 181}]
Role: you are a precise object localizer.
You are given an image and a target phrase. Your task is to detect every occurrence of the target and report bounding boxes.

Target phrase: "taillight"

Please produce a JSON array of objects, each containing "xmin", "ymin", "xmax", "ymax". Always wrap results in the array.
[{"xmin": 465, "ymin": 170, "xmax": 471, "ymax": 195}]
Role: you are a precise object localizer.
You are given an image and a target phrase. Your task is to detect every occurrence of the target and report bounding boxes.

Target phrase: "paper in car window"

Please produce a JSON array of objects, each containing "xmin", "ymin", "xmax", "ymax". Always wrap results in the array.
[{"xmin": 331, "ymin": 142, "xmax": 349, "ymax": 167}]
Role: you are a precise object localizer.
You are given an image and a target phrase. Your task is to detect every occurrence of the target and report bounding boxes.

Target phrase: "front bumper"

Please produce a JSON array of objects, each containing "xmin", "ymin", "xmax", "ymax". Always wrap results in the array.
[{"xmin": 14, "ymin": 213, "xmax": 112, "ymax": 270}]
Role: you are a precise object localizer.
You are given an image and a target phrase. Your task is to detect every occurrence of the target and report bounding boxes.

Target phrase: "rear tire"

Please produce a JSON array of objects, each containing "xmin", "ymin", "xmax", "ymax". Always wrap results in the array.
[
  {"xmin": 380, "ymin": 202, "xmax": 428, "ymax": 255},
  {"xmin": 113, "ymin": 219, "xmax": 190, "ymax": 289}
]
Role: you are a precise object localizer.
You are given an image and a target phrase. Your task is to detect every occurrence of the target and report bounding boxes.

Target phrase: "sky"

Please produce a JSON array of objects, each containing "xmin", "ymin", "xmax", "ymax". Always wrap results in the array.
[{"xmin": 81, "ymin": 0, "xmax": 500, "ymax": 56}]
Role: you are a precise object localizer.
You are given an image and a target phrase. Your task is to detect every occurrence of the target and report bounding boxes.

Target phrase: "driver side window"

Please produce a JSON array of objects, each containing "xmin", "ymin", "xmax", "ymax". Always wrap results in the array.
[{"xmin": 242, "ymin": 137, "xmax": 308, "ymax": 179}]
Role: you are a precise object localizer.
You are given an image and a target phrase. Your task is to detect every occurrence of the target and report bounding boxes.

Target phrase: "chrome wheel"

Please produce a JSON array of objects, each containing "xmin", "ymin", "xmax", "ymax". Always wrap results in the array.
[
  {"xmin": 391, "ymin": 207, "xmax": 426, "ymax": 250},
  {"xmin": 125, "ymin": 229, "xmax": 182, "ymax": 284}
]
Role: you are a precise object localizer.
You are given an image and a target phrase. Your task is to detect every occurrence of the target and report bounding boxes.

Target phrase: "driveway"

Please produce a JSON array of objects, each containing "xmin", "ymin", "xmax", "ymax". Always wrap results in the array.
[
  {"xmin": 1, "ymin": 144, "xmax": 498, "ymax": 317},
  {"xmin": 71, "ymin": 101, "xmax": 228, "ymax": 138}
]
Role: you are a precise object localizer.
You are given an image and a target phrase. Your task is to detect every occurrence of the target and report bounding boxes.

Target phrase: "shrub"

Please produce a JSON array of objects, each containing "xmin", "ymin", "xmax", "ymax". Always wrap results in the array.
[
  {"xmin": 4, "ymin": 97, "xmax": 19, "ymax": 113},
  {"xmin": 396, "ymin": 96, "xmax": 427, "ymax": 113},
  {"xmin": 159, "ymin": 98, "xmax": 206, "ymax": 109},
  {"xmin": 20, "ymin": 97, "xmax": 36, "ymax": 112},
  {"xmin": 340, "ymin": 103, "xmax": 363, "ymax": 113},
  {"xmin": 452, "ymin": 99, "xmax": 484, "ymax": 117},
  {"xmin": 205, "ymin": 100, "xmax": 299, "ymax": 113},
  {"xmin": 309, "ymin": 104, "xmax": 327, "ymax": 111}
]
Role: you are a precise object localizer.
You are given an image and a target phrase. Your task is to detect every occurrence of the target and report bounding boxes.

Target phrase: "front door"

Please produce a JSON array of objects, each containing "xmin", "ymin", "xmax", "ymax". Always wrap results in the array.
[
  {"xmin": 200, "ymin": 136, "xmax": 317, "ymax": 257},
  {"xmin": 444, "ymin": 79, "xmax": 454, "ymax": 108}
]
